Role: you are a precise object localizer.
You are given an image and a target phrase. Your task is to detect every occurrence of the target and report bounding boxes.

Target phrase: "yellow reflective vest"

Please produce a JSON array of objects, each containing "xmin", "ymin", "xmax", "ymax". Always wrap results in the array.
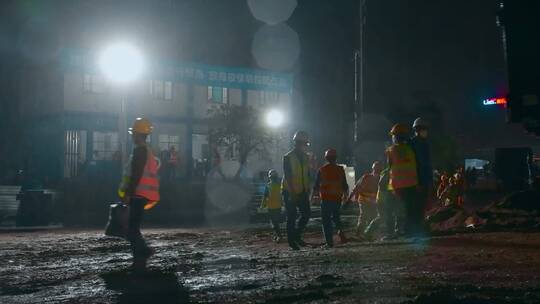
[
  {"xmin": 281, "ymin": 150, "xmax": 310, "ymax": 194},
  {"xmin": 263, "ymin": 182, "xmax": 283, "ymax": 209},
  {"xmin": 386, "ymin": 143, "xmax": 418, "ymax": 191}
]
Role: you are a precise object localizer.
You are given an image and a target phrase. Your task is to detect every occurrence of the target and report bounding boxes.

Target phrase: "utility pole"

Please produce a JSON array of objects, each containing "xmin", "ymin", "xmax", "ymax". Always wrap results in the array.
[{"xmin": 354, "ymin": 0, "xmax": 367, "ymax": 144}]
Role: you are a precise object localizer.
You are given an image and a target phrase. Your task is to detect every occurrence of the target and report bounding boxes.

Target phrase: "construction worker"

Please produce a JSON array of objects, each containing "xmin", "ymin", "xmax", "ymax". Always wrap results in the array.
[
  {"xmin": 118, "ymin": 117, "xmax": 160, "ymax": 271},
  {"xmin": 167, "ymin": 145, "xmax": 179, "ymax": 180},
  {"xmin": 260, "ymin": 169, "xmax": 283, "ymax": 243},
  {"xmin": 282, "ymin": 131, "xmax": 311, "ymax": 251},
  {"xmin": 387, "ymin": 123, "xmax": 419, "ymax": 237},
  {"xmin": 410, "ymin": 117, "xmax": 433, "ymax": 233},
  {"xmin": 312, "ymin": 149, "xmax": 349, "ymax": 248},
  {"xmin": 440, "ymin": 176, "xmax": 460, "ymax": 206},
  {"xmin": 347, "ymin": 161, "xmax": 383, "ymax": 238},
  {"xmin": 364, "ymin": 168, "xmax": 404, "ymax": 240},
  {"xmin": 437, "ymin": 172, "xmax": 449, "ymax": 203},
  {"xmin": 454, "ymin": 169, "xmax": 466, "ymax": 207}
]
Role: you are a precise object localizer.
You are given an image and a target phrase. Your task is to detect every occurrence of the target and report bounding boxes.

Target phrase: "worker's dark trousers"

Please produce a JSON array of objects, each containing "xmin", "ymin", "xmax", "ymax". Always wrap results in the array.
[
  {"xmin": 321, "ymin": 201, "xmax": 342, "ymax": 246},
  {"xmin": 268, "ymin": 208, "xmax": 282, "ymax": 237},
  {"xmin": 127, "ymin": 197, "xmax": 151, "ymax": 259},
  {"xmin": 365, "ymin": 198, "xmax": 404, "ymax": 236},
  {"xmin": 357, "ymin": 202, "xmax": 378, "ymax": 234},
  {"xmin": 417, "ymin": 184, "xmax": 432, "ymax": 212},
  {"xmin": 283, "ymin": 191, "xmax": 311, "ymax": 246},
  {"xmin": 394, "ymin": 186, "xmax": 422, "ymax": 237}
]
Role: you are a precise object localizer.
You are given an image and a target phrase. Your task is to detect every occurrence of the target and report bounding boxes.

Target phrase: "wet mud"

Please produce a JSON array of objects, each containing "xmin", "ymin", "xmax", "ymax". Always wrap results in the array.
[{"xmin": 1, "ymin": 225, "xmax": 540, "ymax": 303}]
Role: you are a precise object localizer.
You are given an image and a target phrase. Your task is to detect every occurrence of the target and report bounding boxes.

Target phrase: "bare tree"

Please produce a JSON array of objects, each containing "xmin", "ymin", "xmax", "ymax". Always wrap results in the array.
[{"xmin": 208, "ymin": 104, "xmax": 276, "ymax": 179}]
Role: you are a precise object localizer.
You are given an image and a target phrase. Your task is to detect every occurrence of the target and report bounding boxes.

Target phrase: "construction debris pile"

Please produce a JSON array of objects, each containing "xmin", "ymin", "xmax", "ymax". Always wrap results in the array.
[{"xmin": 426, "ymin": 190, "xmax": 540, "ymax": 233}]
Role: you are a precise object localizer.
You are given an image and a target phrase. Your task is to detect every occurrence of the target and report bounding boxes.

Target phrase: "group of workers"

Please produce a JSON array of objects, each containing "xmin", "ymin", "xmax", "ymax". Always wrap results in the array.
[
  {"xmin": 260, "ymin": 117, "xmax": 433, "ymax": 250},
  {"xmin": 117, "ymin": 115, "xmax": 434, "ymax": 272},
  {"xmin": 436, "ymin": 168, "xmax": 466, "ymax": 207}
]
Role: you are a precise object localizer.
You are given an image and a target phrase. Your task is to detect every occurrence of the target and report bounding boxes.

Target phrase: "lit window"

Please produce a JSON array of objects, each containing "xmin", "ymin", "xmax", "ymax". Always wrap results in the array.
[
  {"xmin": 92, "ymin": 131, "xmax": 119, "ymax": 160},
  {"xmin": 208, "ymin": 86, "xmax": 228, "ymax": 104},
  {"xmin": 259, "ymin": 91, "xmax": 279, "ymax": 105},
  {"xmin": 164, "ymin": 81, "xmax": 172, "ymax": 100},
  {"xmin": 83, "ymin": 74, "xmax": 105, "ymax": 93},
  {"xmin": 158, "ymin": 134, "xmax": 179, "ymax": 152},
  {"xmin": 150, "ymin": 80, "xmax": 173, "ymax": 100}
]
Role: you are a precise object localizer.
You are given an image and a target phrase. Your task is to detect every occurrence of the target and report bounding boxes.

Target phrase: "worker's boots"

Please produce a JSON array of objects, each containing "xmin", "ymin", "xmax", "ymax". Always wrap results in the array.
[
  {"xmin": 130, "ymin": 247, "xmax": 154, "ymax": 273},
  {"xmin": 355, "ymin": 226, "xmax": 366, "ymax": 241}
]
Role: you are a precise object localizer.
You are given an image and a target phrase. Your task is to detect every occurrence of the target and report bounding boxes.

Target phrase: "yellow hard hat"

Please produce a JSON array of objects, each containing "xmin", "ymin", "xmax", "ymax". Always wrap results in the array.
[
  {"xmin": 389, "ymin": 123, "xmax": 409, "ymax": 135},
  {"xmin": 129, "ymin": 117, "xmax": 153, "ymax": 135}
]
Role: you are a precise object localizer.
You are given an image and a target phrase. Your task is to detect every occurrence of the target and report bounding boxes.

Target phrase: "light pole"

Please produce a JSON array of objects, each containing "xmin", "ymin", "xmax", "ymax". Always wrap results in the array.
[{"xmin": 98, "ymin": 42, "xmax": 144, "ymax": 164}]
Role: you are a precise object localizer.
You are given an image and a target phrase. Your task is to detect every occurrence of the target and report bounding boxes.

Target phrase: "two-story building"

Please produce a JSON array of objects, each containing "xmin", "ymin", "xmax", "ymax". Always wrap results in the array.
[{"xmin": 19, "ymin": 49, "xmax": 293, "ymax": 182}]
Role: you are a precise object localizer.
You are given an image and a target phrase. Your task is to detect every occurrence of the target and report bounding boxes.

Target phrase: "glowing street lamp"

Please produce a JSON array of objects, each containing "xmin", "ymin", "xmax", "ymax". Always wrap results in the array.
[
  {"xmin": 266, "ymin": 109, "xmax": 285, "ymax": 128},
  {"xmin": 98, "ymin": 42, "xmax": 144, "ymax": 163},
  {"xmin": 99, "ymin": 43, "xmax": 143, "ymax": 84}
]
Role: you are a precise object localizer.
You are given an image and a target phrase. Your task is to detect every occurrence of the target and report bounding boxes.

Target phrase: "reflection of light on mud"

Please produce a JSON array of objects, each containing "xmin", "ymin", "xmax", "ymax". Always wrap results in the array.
[
  {"xmin": 407, "ymin": 239, "xmax": 430, "ymax": 251},
  {"xmin": 252, "ymin": 23, "xmax": 300, "ymax": 71},
  {"xmin": 247, "ymin": 0, "xmax": 297, "ymax": 25}
]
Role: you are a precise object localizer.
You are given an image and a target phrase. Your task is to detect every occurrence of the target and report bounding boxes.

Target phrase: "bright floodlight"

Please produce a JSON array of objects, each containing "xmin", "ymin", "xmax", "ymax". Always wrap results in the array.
[
  {"xmin": 99, "ymin": 43, "xmax": 143, "ymax": 84},
  {"xmin": 266, "ymin": 109, "xmax": 284, "ymax": 128}
]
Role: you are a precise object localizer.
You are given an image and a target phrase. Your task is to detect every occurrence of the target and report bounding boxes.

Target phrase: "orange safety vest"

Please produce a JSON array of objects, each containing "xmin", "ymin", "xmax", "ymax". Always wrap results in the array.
[
  {"xmin": 318, "ymin": 163, "xmax": 347, "ymax": 202},
  {"xmin": 118, "ymin": 145, "xmax": 160, "ymax": 209},
  {"xmin": 356, "ymin": 174, "xmax": 379, "ymax": 203},
  {"xmin": 387, "ymin": 143, "xmax": 418, "ymax": 190},
  {"xmin": 135, "ymin": 149, "xmax": 160, "ymax": 202}
]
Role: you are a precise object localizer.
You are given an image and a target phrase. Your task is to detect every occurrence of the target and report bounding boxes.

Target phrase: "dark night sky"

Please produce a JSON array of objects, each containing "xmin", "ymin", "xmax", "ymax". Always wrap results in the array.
[
  {"xmin": 0, "ymin": 0, "xmax": 538, "ymax": 167},
  {"xmin": 363, "ymin": 0, "xmax": 538, "ymax": 153}
]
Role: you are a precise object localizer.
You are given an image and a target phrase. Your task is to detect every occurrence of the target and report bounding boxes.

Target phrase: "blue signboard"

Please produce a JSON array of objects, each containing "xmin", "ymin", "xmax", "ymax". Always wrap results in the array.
[{"xmin": 61, "ymin": 49, "xmax": 293, "ymax": 93}]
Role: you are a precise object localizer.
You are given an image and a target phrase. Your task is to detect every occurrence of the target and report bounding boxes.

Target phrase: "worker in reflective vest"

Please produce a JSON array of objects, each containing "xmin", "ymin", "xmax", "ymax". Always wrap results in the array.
[
  {"xmin": 282, "ymin": 131, "xmax": 311, "ymax": 251},
  {"xmin": 118, "ymin": 117, "xmax": 160, "ymax": 271},
  {"xmin": 312, "ymin": 149, "xmax": 349, "ymax": 248},
  {"xmin": 260, "ymin": 169, "xmax": 284, "ymax": 243},
  {"xmin": 386, "ymin": 123, "xmax": 419, "ymax": 238},
  {"xmin": 347, "ymin": 161, "xmax": 383, "ymax": 238}
]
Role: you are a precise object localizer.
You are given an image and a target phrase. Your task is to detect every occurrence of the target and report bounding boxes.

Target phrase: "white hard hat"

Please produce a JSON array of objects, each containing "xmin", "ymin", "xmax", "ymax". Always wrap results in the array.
[
  {"xmin": 292, "ymin": 131, "xmax": 310, "ymax": 144},
  {"xmin": 412, "ymin": 117, "xmax": 429, "ymax": 129},
  {"xmin": 268, "ymin": 169, "xmax": 278, "ymax": 178}
]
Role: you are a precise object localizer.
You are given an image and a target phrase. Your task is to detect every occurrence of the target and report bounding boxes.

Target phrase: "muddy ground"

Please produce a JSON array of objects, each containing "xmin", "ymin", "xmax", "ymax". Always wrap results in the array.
[{"xmin": 1, "ymin": 219, "xmax": 540, "ymax": 303}]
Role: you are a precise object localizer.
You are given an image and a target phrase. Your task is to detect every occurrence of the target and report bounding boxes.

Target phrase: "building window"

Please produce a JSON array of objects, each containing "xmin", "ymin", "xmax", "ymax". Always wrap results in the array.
[
  {"xmin": 158, "ymin": 134, "xmax": 179, "ymax": 152},
  {"xmin": 208, "ymin": 86, "xmax": 228, "ymax": 104},
  {"xmin": 83, "ymin": 74, "xmax": 106, "ymax": 93},
  {"xmin": 92, "ymin": 131, "xmax": 119, "ymax": 160},
  {"xmin": 64, "ymin": 130, "xmax": 87, "ymax": 178},
  {"xmin": 150, "ymin": 80, "xmax": 173, "ymax": 100},
  {"xmin": 258, "ymin": 91, "xmax": 279, "ymax": 105}
]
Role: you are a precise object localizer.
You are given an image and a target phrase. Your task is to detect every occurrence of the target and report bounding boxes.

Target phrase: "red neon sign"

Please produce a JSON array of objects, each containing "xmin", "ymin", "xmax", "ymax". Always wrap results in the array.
[{"xmin": 483, "ymin": 97, "xmax": 507, "ymax": 106}]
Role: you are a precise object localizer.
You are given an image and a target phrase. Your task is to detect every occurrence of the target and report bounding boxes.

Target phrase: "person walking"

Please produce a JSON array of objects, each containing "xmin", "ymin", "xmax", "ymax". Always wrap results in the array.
[
  {"xmin": 347, "ymin": 161, "xmax": 383, "ymax": 238},
  {"xmin": 364, "ymin": 168, "xmax": 405, "ymax": 240},
  {"xmin": 282, "ymin": 131, "xmax": 312, "ymax": 250},
  {"xmin": 260, "ymin": 169, "xmax": 284, "ymax": 243},
  {"xmin": 312, "ymin": 149, "xmax": 349, "ymax": 248},
  {"xmin": 410, "ymin": 117, "xmax": 433, "ymax": 234},
  {"xmin": 118, "ymin": 117, "xmax": 160, "ymax": 271},
  {"xmin": 386, "ymin": 123, "xmax": 419, "ymax": 237}
]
